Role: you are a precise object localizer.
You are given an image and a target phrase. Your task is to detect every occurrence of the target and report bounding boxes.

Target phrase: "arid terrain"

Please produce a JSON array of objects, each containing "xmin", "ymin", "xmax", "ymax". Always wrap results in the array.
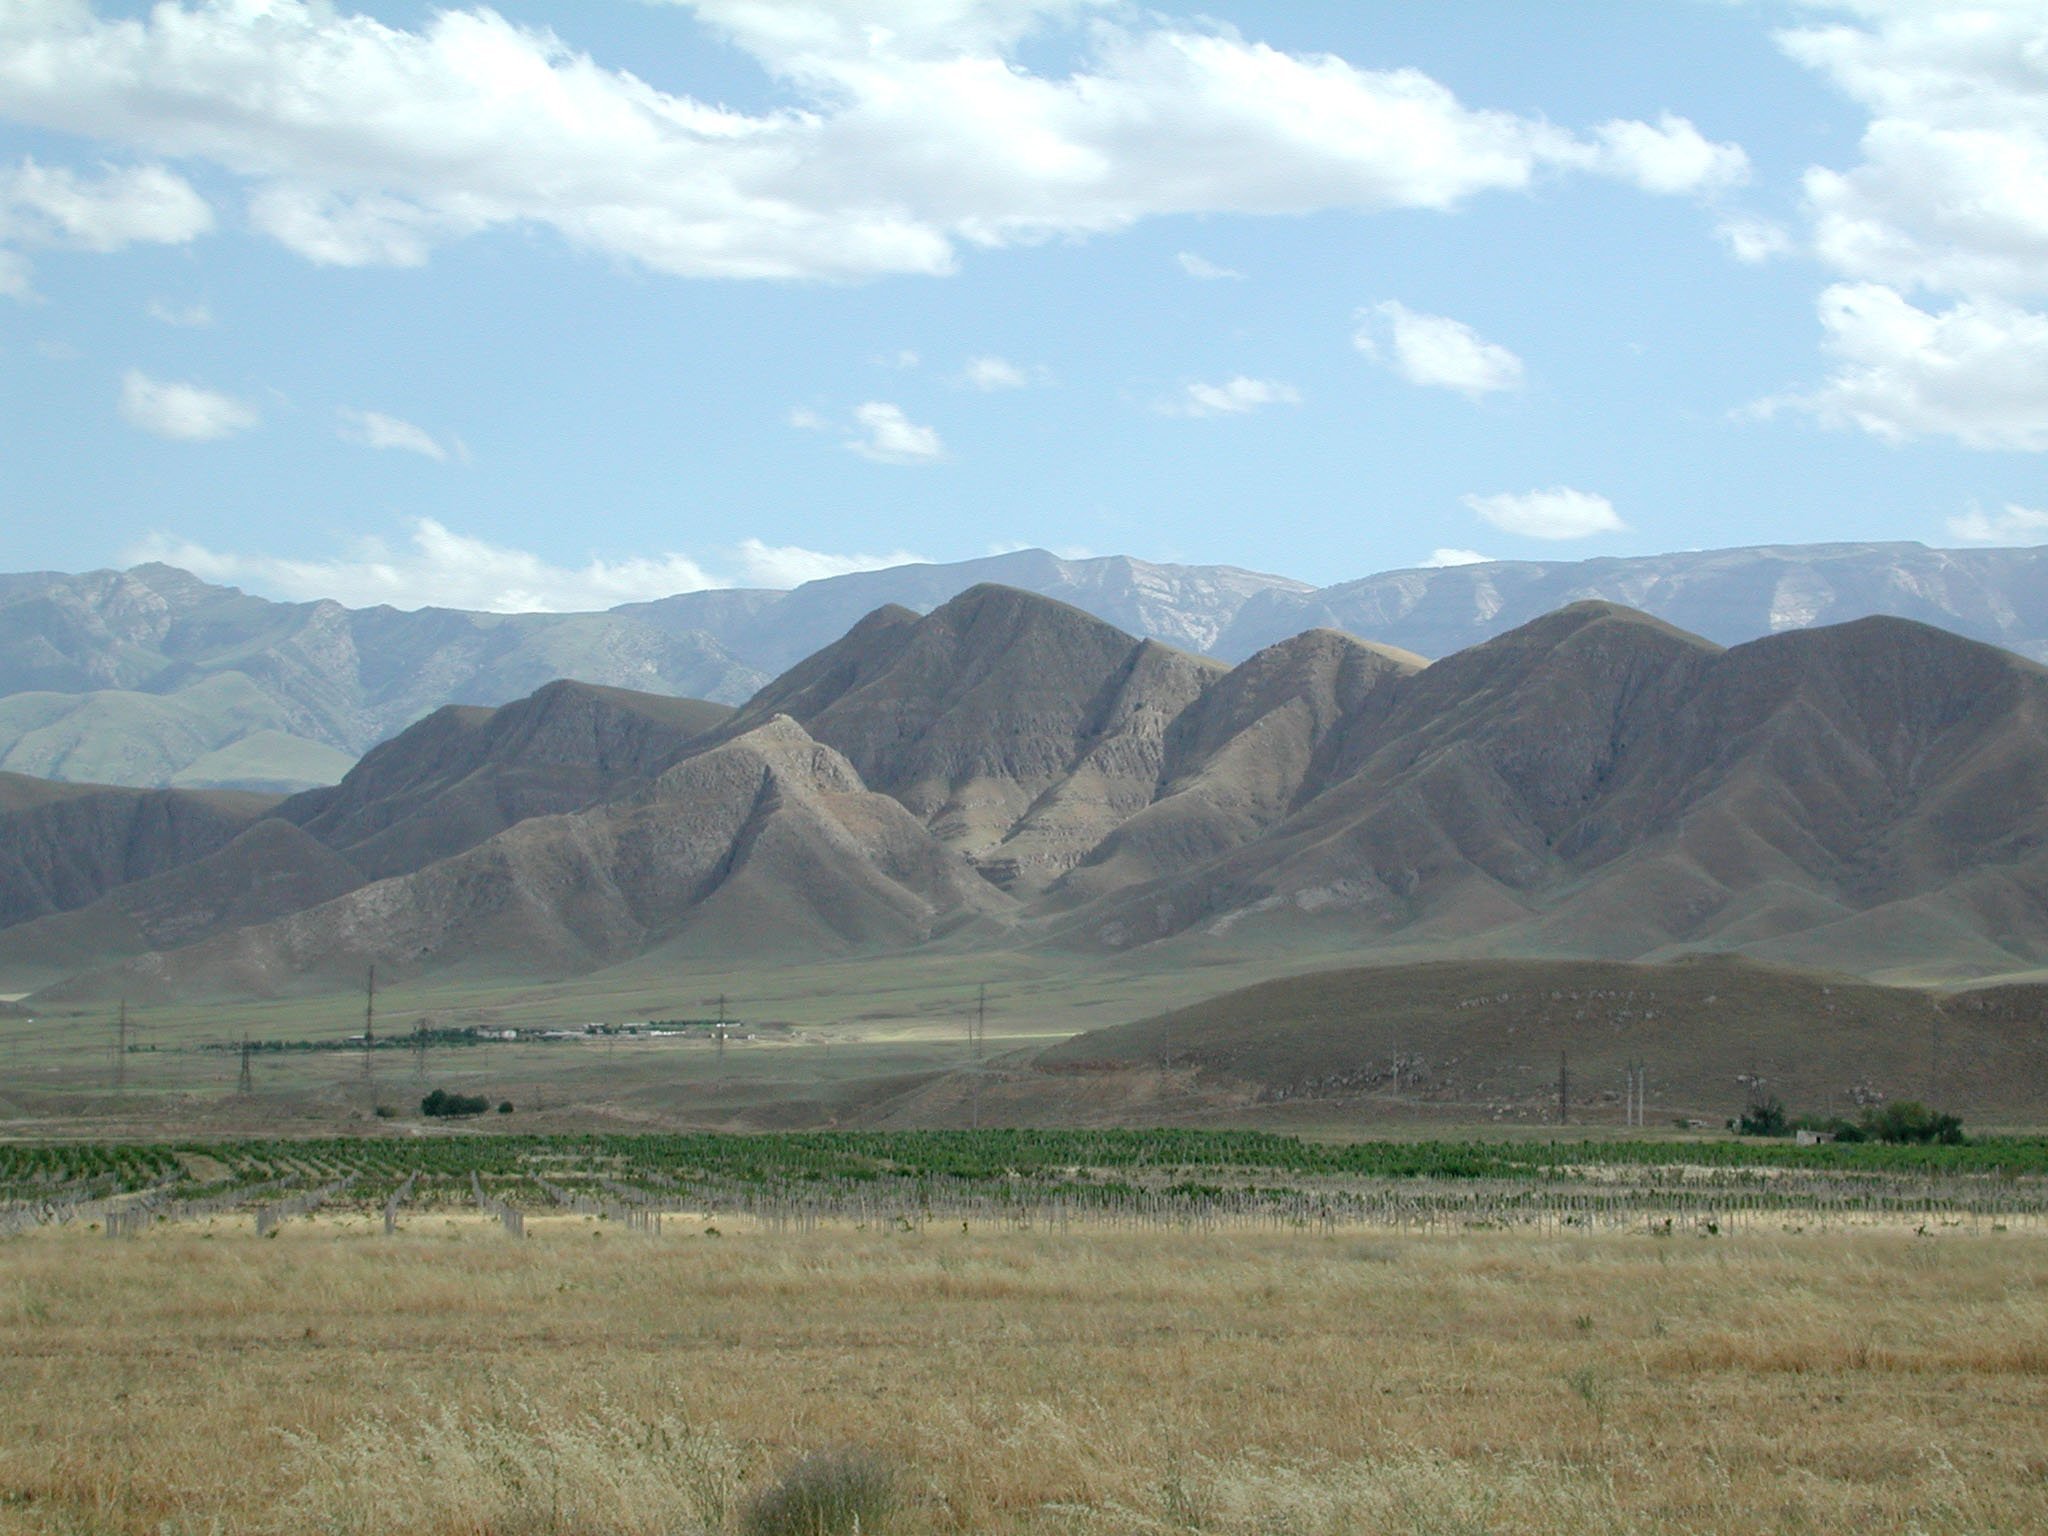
[{"xmin": 2, "ymin": 1214, "xmax": 2043, "ymax": 1536}]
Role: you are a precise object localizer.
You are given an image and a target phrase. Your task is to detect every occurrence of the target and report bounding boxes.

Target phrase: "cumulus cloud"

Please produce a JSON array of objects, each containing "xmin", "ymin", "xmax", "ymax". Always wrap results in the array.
[
  {"xmin": 1584, "ymin": 113, "xmax": 1749, "ymax": 196},
  {"xmin": 128, "ymin": 518, "xmax": 725, "ymax": 611},
  {"xmin": 0, "ymin": 156, "xmax": 212, "ymax": 296},
  {"xmin": 1716, "ymin": 214, "xmax": 1794, "ymax": 264},
  {"xmin": 1177, "ymin": 250, "xmax": 1242, "ymax": 280},
  {"xmin": 1355, "ymin": 301, "xmax": 1523, "ymax": 397},
  {"xmin": 1462, "ymin": 486, "xmax": 1624, "ymax": 540},
  {"xmin": 337, "ymin": 407, "xmax": 455, "ymax": 461},
  {"xmin": 1160, "ymin": 376, "xmax": 1301, "ymax": 417},
  {"xmin": 1946, "ymin": 503, "xmax": 2048, "ymax": 545},
  {"xmin": 1755, "ymin": 282, "xmax": 2048, "ymax": 451},
  {"xmin": 1421, "ymin": 547, "xmax": 1492, "ymax": 567},
  {"xmin": 959, "ymin": 355, "xmax": 1040, "ymax": 390},
  {"xmin": 733, "ymin": 537, "xmax": 931, "ymax": 586},
  {"xmin": 0, "ymin": 1, "xmax": 1751, "ymax": 283},
  {"xmin": 1764, "ymin": 3, "xmax": 2048, "ymax": 449},
  {"xmin": 118, "ymin": 369, "xmax": 258, "ymax": 441},
  {"xmin": 848, "ymin": 401, "xmax": 944, "ymax": 462}
]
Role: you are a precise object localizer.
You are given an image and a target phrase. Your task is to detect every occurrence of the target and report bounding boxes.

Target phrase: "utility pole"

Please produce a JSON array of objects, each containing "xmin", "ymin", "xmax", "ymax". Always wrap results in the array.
[
  {"xmin": 1557, "ymin": 1050, "xmax": 1569, "ymax": 1127},
  {"xmin": 414, "ymin": 1019, "xmax": 427, "ymax": 1080},
  {"xmin": 362, "ymin": 965, "xmax": 376, "ymax": 1076},
  {"xmin": 976, "ymin": 982, "xmax": 987, "ymax": 1062},
  {"xmin": 237, "ymin": 1033, "xmax": 254, "ymax": 1096},
  {"xmin": 113, "ymin": 998, "xmax": 128, "ymax": 1092},
  {"xmin": 716, "ymin": 993, "xmax": 727, "ymax": 1066}
]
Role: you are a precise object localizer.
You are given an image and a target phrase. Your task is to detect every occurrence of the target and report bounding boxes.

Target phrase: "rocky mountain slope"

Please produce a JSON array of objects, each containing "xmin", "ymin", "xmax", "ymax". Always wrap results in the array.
[
  {"xmin": 9, "ymin": 541, "xmax": 2045, "ymax": 794},
  {"xmin": 12, "ymin": 583, "xmax": 2048, "ymax": 1001}
]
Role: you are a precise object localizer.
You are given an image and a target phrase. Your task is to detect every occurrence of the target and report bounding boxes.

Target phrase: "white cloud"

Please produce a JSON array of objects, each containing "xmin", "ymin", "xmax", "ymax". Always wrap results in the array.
[
  {"xmin": 1585, "ymin": 113, "xmax": 1749, "ymax": 196},
  {"xmin": 1946, "ymin": 503, "xmax": 2048, "ymax": 545},
  {"xmin": 733, "ymin": 538, "xmax": 931, "ymax": 586},
  {"xmin": 1756, "ymin": 282, "xmax": 2048, "ymax": 452},
  {"xmin": 787, "ymin": 405, "xmax": 831, "ymax": 431},
  {"xmin": 0, "ymin": 2, "xmax": 1752, "ymax": 283},
  {"xmin": 0, "ymin": 156, "xmax": 212, "ymax": 297},
  {"xmin": 1421, "ymin": 547, "xmax": 1492, "ymax": 567},
  {"xmin": 1780, "ymin": 5, "xmax": 2048, "ymax": 303},
  {"xmin": 848, "ymin": 401, "xmax": 944, "ymax": 462},
  {"xmin": 1161, "ymin": 376, "xmax": 1301, "ymax": 417},
  {"xmin": 128, "ymin": 518, "xmax": 726, "ymax": 611},
  {"xmin": 118, "ymin": 369, "xmax": 258, "ymax": 441},
  {"xmin": 959, "ymin": 354, "xmax": 1044, "ymax": 390},
  {"xmin": 0, "ymin": 158, "xmax": 211, "ymax": 250},
  {"xmin": 1355, "ymin": 300, "xmax": 1523, "ymax": 397},
  {"xmin": 337, "ymin": 407, "xmax": 453, "ymax": 461},
  {"xmin": 1176, "ymin": 250, "xmax": 1242, "ymax": 280},
  {"xmin": 1462, "ymin": 486, "xmax": 1624, "ymax": 540},
  {"xmin": 1763, "ymin": 3, "xmax": 2048, "ymax": 449},
  {"xmin": 1715, "ymin": 214, "xmax": 1794, "ymax": 264},
  {"xmin": 146, "ymin": 297, "xmax": 213, "ymax": 327}
]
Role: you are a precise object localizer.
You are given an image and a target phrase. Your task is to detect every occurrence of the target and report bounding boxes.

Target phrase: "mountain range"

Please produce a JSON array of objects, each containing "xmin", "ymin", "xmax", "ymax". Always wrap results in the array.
[
  {"xmin": 5, "ymin": 541, "xmax": 2046, "ymax": 794},
  {"xmin": 7, "ymin": 580, "xmax": 2048, "ymax": 1005}
]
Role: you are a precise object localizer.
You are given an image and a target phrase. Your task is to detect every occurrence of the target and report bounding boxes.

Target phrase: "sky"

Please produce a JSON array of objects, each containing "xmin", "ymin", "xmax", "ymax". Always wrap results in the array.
[{"xmin": 1, "ymin": 0, "xmax": 2045, "ymax": 611}]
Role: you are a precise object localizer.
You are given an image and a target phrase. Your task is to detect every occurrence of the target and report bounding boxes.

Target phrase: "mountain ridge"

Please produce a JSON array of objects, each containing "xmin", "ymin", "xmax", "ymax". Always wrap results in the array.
[
  {"xmin": 16, "ymin": 584, "xmax": 2048, "ymax": 1002},
  {"xmin": 13, "ymin": 540, "xmax": 2047, "ymax": 794}
]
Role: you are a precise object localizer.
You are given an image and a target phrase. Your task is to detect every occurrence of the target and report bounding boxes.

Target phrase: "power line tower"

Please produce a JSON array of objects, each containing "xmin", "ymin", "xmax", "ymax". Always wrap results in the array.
[
  {"xmin": 413, "ymin": 1018, "xmax": 427, "ymax": 1080},
  {"xmin": 1557, "ymin": 1050, "xmax": 1569, "ymax": 1127},
  {"xmin": 975, "ymin": 982, "xmax": 986, "ymax": 1062},
  {"xmin": 237, "ymin": 1033, "xmax": 254, "ymax": 1096},
  {"xmin": 715, "ymin": 993, "xmax": 728, "ymax": 1066}
]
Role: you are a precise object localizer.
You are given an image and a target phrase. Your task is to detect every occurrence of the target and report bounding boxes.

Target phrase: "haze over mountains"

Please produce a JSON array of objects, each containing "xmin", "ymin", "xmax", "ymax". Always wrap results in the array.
[
  {"xmin": 7, "ymin": 579, "xmax": 2048, "ymax": 1006},
  {"xmin": 5, "ymin": 541, "xmax": 2045, "ymax": 794}
]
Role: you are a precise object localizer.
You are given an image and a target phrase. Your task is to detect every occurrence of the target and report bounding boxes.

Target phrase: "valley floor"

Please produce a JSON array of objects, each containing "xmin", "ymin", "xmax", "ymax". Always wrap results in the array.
[{"xmin": 3, "ymin": 1216, "xmax": 2045, "ymax": 1535}]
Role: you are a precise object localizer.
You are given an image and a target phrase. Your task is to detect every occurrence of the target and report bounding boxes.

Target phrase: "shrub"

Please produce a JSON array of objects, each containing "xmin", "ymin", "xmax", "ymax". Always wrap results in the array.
[
  {"xmin": 497, "ymin": 1101, "xmax": 514, "ymax": 1115},
  {"xmin": 1737, "ymin": 1096, "xmax": 1787, "ymax": 1137},
  {"xmin": 420, "ymin": 1089, "xmax": 490, "ymax": 1118},
  {"xmin": 1862, "ymin": 1100, "xmax": 1964, "ymax": 1145},
  {"xmin": 742, "ymin": 1448, "xmax": 897, "ymax": 1536}
]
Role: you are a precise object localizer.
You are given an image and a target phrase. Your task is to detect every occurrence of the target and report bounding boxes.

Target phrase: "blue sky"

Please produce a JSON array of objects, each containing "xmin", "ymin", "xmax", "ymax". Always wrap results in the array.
[{"xmin": 2, "ymin": 0, "xmax": 2045, "ymax": 609}]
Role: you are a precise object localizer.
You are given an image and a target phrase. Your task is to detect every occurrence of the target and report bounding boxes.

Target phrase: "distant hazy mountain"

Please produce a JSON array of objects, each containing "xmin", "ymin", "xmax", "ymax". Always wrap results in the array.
[
  {"xmin": 1215, "ymin": 541, "xmax": 2048, "ymax": 662},
  {"xmin": 26, "ymin": 584, "xmax": 2048, "ymax": 1002},
  {"xmin": 5, "ymin": 540, "xmax": 2046, "ymax": 793},
  {"xmin": 0, "ymin": 563, "xmax": 765, "ymax": 784}
]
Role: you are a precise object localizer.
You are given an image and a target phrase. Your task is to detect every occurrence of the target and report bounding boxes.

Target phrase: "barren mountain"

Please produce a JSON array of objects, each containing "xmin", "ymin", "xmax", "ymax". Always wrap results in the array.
[
  {"xmin": 0, "ymin": 773, "xmax": 279, "ymax": 930},
  {"xmin": 1069, "ymin": 603, "xmax": 2048, "ymax": 980},
  {"xmin": 18, "ymin": 586, "xmax": 2048, "ymax": 1002},
  {"xmin": 718, "ymin": 584, "xmax": 1225, "ymax": 891},
  {"xmin": 43, "ymin": 716, "xmax": 1010, "ymax": 1000},
  {"xmin": 281, "ymin": 680, "xmax": 731, "ymax": 881},
  {"xmin": 12, "ymin": 542, "xmax": 2048, "ymax": 796}
]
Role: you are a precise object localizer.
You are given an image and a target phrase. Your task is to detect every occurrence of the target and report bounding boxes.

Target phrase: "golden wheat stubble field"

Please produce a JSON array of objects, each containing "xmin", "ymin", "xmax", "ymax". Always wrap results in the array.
[{"xmin": 5, "ymin": 1218, "xmax": 2048, "ymax": 1536}]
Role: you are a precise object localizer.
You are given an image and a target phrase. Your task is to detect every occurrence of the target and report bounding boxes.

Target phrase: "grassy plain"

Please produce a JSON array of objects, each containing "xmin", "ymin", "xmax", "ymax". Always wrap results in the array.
[{"xmin": 2, "ymin": 1215, "xmax": 2045, "ymax": 1535}]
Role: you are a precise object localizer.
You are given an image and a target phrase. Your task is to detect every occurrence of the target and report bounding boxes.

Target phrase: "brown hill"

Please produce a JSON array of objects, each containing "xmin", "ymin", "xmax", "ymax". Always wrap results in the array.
[
  {"xmin": 1053, "ymin": 628, "xmax": 1422, "ymax": 901},
  {"xmin": 281, "ymin": 679, "xmax": 731, "ymax": 880},
  {"xmin": 0, "ymin": 773, "xmax": 278, "ymax": 930},
  {"xmin": 43, "ymin": 716, "xmax": 1011, "ymax": 1001},
  {"xmin": 0, "ymin": 818, "xmax": 362, "ymax": 992},
  {"xmin": 1060, "ymin": 606, "xmax": 2048, "ymax": 980},
  {"xmin": 720, "ymin": 585, "xmax": 1225, "ymax": 891},
  {"xmin": 1037, "ymin": 955, "xmax": 2048, "ymax": 1124}
]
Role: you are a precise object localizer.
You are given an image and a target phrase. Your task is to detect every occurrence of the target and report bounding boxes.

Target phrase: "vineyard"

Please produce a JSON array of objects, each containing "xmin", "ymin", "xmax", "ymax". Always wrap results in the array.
[{"xmin": 7, "ymin": 1130, "xmax": 2048, "ymax": 1239}]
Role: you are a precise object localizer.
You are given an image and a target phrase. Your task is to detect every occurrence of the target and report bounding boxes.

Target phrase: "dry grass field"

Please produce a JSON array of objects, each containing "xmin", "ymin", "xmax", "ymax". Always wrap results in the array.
[{"xmin": 4, "ymin": 1216, "xmax": 2046, "ymax": 1535}]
